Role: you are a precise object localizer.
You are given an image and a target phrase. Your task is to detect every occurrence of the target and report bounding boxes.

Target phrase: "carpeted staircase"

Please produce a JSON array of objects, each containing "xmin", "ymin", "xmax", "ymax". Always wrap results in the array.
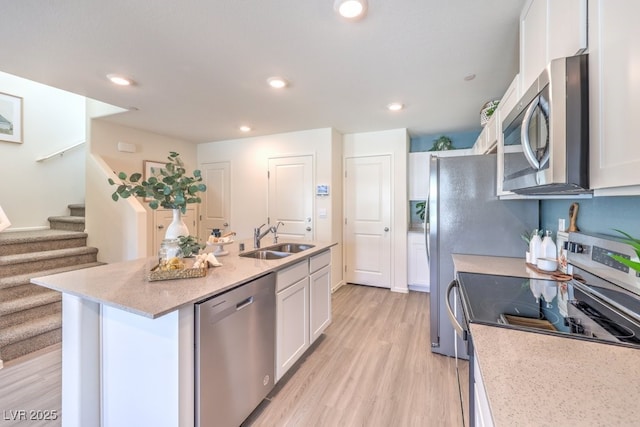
[{"xmin": 0, "ymin": 204, "xmax": 103, "ymax": 366}]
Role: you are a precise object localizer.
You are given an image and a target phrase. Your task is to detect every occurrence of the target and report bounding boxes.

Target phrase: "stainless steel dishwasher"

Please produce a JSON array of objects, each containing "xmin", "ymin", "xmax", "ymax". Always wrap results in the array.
[{"xmin": 195, "ymin": 273, "xmax": 275, "ymax": 427}]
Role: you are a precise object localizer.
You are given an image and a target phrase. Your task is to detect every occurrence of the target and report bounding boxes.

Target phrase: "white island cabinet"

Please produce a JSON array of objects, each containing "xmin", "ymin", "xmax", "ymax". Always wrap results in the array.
[
  {"xmin": 31, "ymin": 240, "xmax": 335, "ymax": 427},
  {"xmin": 276, "ymin": 250, "xmax": 331, "ymax": 381}
]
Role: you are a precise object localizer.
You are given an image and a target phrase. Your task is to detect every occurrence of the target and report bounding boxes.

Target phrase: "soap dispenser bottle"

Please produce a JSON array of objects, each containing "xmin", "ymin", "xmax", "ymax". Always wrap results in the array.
[
  {"xmin": 529, "ymin": 229, "xmax": 542, "ymax": 265},
  {"xmin": 541, "ymin": 230, "xmax": 557, "ymax": 259}
]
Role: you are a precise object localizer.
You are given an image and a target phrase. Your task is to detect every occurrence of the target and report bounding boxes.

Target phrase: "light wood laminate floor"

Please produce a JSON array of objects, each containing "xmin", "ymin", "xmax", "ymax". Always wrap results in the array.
[
  {"xmin": 0, "ymin": 285, "xmax": 468, "ymax": 427},
  {"xmin": 248, "ymin": 284, "xmax": 468, "ymax": 426}
]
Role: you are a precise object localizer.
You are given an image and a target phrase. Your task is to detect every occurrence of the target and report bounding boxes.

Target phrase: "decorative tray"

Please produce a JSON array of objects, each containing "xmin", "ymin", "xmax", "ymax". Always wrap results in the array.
[{"xmin": 148, "ymin": 259, "xmax": 208, "ymax": 282}]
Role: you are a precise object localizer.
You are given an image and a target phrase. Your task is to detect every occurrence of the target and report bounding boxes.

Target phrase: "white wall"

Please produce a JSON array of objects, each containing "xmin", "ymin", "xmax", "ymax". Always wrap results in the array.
[
  {"xmin": 88, "ymin": 118, "xmax": 197, "ymax": 261},
  {"xmin": 0, "ymin": 71, "xmax": 86, "ymax": 230},
  {"xmin": 197, "ymin": 128, "xmax": 344, "ymax": 289},
  {"xmin": 343, "ymin": 128, "xmax": 409, "ymax": 293}
]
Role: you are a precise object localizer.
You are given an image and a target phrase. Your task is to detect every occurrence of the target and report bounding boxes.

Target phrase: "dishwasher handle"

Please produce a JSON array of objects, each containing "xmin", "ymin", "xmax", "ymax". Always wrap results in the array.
[
  {"xmin": 445, "ymin": 280, "xmax": 467, "ymax": 341},
  {"xmin": 236, "ymin": 296, "xmax": 254, "ymax": 311}
]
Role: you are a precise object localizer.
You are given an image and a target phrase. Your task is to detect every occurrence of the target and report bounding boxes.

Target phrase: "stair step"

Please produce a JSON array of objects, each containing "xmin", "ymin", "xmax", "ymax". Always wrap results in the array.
[
  {"xmin": 0, "ymin": 285, "xmax": 61, "ymax": 316},
  {"xmin": 0, "ymin": 301, "xmax": 61, "ymax": 330},
  {"xmin": 68, "ymin": 203, "xmax": 85, "ymax": 217},
  {"xmin": 0, "ymin": 312, "xmax": 61, "ymax": 349},
  {"xmin": 0, "ymin": 327, "xmax": 61, "ymax": 362},
  {"xmin": 0, "ymin": 247, "xmax": 99, "ymax": 278},
  {"xmin": 0, "ymin": 262, "xmax": 105, "ymax": 290},
  {"xmin": 0, "ymin": 229, "xmax": 88, "ymax": 256},
  {"xmin": 48, "ymin": 215, "xmax": 85, "ymax": 232}
]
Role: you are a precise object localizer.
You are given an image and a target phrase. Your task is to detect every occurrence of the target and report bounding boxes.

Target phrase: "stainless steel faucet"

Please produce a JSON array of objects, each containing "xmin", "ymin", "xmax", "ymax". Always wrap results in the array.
[
  {"xmin": 254, "ymin": 222, "xmax": 285, "ymax": 248},
  {"xmin": 254, "ymin": 224, "xmax": 272, "ymax": 248},
  {"xmin": 271, "ymin": 221, "xmax": 284, "ymax": 244}
]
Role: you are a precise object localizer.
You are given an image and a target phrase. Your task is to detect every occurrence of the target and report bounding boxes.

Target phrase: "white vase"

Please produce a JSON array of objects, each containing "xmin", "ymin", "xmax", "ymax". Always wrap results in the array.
[{"xmin": 165, "ymin": 209, "xmax": 189, "ymax": 240}]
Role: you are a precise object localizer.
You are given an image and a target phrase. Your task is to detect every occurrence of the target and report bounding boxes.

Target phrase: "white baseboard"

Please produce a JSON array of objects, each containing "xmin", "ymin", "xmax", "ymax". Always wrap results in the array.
[
  {"xmin": 3, "ymin": 226, "xmax": 49, "ymax": 232},
  {"xmin": 331, "ymin": 280, "xmax": 345, "ymax": 293},
  {"xmin": 408, "ymin": 284, "xmax": 430, "ymax": 293}
]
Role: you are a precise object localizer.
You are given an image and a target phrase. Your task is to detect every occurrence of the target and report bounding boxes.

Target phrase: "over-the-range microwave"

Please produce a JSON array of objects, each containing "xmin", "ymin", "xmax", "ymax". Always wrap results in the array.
[{"xmin": 502, "ymin": 54, "xmax": 590, "ymax": 195}]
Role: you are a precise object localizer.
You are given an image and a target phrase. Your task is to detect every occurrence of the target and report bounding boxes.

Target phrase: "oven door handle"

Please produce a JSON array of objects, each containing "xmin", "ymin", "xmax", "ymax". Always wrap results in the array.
[{"xmin": 445, "ymin": 279, "xmax": 467, "ymax": 341}]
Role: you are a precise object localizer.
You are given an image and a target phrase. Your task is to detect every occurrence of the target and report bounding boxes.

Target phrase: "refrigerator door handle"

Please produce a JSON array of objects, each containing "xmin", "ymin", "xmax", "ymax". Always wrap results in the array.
[{"xmin": 445, "ymin": 280, "xmax": 467, "ymax": 341}]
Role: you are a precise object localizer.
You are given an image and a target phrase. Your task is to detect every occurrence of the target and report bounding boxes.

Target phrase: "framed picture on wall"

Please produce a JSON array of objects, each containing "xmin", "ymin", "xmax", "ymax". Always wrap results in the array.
[
  {"xmin": 143, "ymin": 160, "xmax": 166, "ymax": 201},
  {"xmin": 0, "ymin": 92, "xmax": 23, "ymax": 144}
]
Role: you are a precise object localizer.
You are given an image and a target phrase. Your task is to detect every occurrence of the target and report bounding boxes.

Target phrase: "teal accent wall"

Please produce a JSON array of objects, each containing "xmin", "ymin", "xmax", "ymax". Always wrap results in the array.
[
  {"xmin": 410, "ymin": 131, "xmax": 480, "ymax": 152},
  {"xmin": 540, "ymin": 196, "xmax": 640, "ymax": 238}
]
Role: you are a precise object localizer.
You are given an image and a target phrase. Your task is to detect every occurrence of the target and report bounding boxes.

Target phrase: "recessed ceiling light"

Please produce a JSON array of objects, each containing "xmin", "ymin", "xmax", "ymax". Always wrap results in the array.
[
  {"xmin": 387, "ymin": 102, "xmax": 404, "ymax": 111},
  {"xmin": 464, "ymin": 74, "xmax": 476, "ymax": 81},
  {"xmin": 106, "ymin": 74, "xmax": 134, "ymax": 86},
  {"xmin": 239, "ymin": 125, "xmax": 252, "ymax": 132},
  {"xmin": 267, "ymin": 77, "xmax": 288, "ymax": 89},
  {"xmin": 334, "ymin": 0, "xmax": 367, "ymax": 19}
]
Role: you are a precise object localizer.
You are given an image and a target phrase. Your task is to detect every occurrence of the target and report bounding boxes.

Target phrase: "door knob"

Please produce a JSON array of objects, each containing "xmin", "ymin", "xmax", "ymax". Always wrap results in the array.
[
  {"xmin": 384, "ymin": 227, "xmax": 389, "ymax": 232},
  {"xmin": 306, "ymin": 227, "xmax": 312, "ymax": 231},
  {"xmin": 158, "ymin": 225, "xmax": 165, "ymax": 229},
  {"xmin": 223, "ymin": 222, "xmax": 229, "ymax": 227}
]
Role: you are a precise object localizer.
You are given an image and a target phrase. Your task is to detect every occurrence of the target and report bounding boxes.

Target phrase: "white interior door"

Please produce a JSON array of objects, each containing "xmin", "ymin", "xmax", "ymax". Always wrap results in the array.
[
  {"xmin": 199, "ymin": 162, "xmax": 230, "ymax": 242},
  {"xmin": 268, "ymin": 156, "xmax": 313, "ymax": 241},
  {"xmin": 344, "ymin": 155, "xmax": 391, "ymax": 288}
]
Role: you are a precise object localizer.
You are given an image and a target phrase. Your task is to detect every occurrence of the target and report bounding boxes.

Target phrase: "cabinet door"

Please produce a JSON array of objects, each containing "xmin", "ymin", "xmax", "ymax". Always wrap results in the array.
[
  {"xmin": 548, "ymin": 0, "xmax": 587, "ymax": 61},
  {"xmin": 408, "ymin": 152, "xmax": 430, "ymax": 200},
  {"xmin": 520, "ymin": 0, "xmax": 548, "ymax": 91},
  {"xmin": 407, "ymin": 232, "xmax": 429, "ymax": 288},
  {"xmin": 309, "ymin": 265, "xmax": 331, "ymax": 342},
  {"xmin": 473, "ymin": 352, "xmax": 495, "ymax": 427},
  {"xmin": 589, "ymin": 0, "xmax": 640, "ymax": 191},
  {"xmin": 276, "ymin": 277, "xmax": 309, "ymax": 381}
]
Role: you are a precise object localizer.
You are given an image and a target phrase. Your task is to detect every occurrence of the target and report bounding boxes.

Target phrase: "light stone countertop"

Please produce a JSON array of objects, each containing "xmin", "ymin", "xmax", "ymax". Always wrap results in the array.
[
  {"xmin": 31, "ymin": 239, "xmax": 335, "ymax": 319},
  {"xmin": 455, "ymin": 254, "xmax": 640, "ymax": 426},
  {"xmin": 453, "ymin": 254, "xmax": 559, "ymax": 280},
  {"xmin": 471, "ymin": 323, "xmax": 640, "ymax": 426}
]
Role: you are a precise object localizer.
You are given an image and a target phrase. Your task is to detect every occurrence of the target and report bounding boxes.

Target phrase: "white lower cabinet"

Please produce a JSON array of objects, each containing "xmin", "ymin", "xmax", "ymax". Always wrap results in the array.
[
  {"xmin": 473, "ymin": 350, "xmax": 494, "ymax": 427},
  {"xmin": 276, "ymin": 250, "xmax": 331, "ymax": 382},
  {"xmin": 407, "ymin": 231, "xmax": 429, "ymax": 290},
  {"xmin": 276, "ymin": 275, "xmax": 309, "ymax": 381},
  {"xmin": 310, "ymin": 264, "xmax": 331, "ymax": 342}
]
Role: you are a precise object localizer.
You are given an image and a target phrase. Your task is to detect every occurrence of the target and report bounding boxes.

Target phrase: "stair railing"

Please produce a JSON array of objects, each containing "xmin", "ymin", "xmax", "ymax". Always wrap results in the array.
[{"xmin": 35, "ymin": 140, "xmax": 85, "ymax": 162}]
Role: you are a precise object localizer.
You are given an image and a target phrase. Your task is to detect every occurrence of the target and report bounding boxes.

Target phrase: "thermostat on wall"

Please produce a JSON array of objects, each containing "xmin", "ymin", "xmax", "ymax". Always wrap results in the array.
[{"xmin": 316, "ymin": 185, "xmax": 329, "ymax": 196}]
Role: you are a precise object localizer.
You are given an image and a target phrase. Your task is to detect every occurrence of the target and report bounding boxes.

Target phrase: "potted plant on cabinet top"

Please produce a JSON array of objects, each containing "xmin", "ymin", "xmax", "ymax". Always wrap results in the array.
[{"xmin": 108, "ymin": 151, "xmax": 207, "ymax": 239}]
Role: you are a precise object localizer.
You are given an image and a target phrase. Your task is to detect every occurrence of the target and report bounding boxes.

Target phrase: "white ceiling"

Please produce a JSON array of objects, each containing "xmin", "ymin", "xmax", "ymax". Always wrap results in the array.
[{"xmin": 0, "ymin": 0, "xmax": 526, "ymax": 143}]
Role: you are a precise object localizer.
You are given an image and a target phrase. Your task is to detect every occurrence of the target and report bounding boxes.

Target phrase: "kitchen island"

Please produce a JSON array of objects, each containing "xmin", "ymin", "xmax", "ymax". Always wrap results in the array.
[
  {"xmin": 453, "ymin": 254, "xmax": 640, "ymax": 426},
  {"xmin": 31, "ymin": 240, "xmax": 336, "ymax": 427}
]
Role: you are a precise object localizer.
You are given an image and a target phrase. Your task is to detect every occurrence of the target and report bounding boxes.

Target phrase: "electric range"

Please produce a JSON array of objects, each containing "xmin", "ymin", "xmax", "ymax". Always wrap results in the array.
[{"xmin": 456, "ymin": 232, "xmax": 640, "ymax": 349}]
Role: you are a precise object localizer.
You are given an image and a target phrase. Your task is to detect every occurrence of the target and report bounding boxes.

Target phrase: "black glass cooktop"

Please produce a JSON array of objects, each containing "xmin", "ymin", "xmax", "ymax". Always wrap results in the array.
[{"xmin": 456, "ymin": 271, "xmax": 640, "ymax": 348}]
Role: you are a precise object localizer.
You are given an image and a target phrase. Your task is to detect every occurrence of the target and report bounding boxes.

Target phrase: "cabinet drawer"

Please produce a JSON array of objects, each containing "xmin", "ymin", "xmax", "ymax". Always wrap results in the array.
[
  {"xmin": 309, "ymin": 250, "xmax": 331, "ymax": 273},
  {"xmin": 276, "ymin": 260, "xmax": 308, "ymax": 292}
]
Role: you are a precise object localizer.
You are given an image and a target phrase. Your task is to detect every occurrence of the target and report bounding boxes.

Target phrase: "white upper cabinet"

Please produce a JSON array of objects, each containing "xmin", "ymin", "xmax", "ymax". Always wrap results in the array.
[
  {"xmin": 589, "ymin": 0, "xmax": 640, "ymax": 193},
  {"xmin": 409, "ymin": 152, "xmax": 431, "ymax": 200},
  {"xmin": 520, "ymin": 0, "xmax": 587, "ymax": 91}
]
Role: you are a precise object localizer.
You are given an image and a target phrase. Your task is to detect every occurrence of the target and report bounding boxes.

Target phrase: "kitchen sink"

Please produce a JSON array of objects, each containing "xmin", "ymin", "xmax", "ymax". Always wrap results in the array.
[
  {"xmin": 239, "ymin": 250, "xmax": 291, "ymax": 260},
  {"xmin": 263, "ymin": 243, "xmax": 315, "ymax": 253}
]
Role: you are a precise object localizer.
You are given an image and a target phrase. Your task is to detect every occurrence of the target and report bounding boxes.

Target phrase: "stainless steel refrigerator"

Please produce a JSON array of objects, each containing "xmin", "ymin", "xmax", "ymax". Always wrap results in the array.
[{"xmin": 428, "ymin": 154, "xmax": 539, "ymax": 359}]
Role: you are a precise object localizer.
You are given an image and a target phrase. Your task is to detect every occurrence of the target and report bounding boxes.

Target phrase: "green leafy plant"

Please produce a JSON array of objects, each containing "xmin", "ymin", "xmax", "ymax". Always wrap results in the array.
[
  {"xmin": 428, "ymin": 135, "xmax": 454, "ymax": 151},
  {"xmin": 416, "ymin": 201, "xmax": 427, "ymax": 222},
  {"xmin": 108, "ymin": 152, "xmax": 206, "ymax": 213},
  {"xmin": 609, "ymin": 229, "xmax": 640, "ymax": 273},
  {"xmin": 485, "ymin": 101, "xmax": 499, "ymax": 118},
  {"xmin": 177, "ymin": 235, "xmax": 205, "ymax": 257}
]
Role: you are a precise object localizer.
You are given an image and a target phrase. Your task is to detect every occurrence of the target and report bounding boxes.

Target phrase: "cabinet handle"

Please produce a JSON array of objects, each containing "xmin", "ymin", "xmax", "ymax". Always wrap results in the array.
[{"xmin": 158, "ymin": 225, "xmax": 164, "ymax": 229}]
